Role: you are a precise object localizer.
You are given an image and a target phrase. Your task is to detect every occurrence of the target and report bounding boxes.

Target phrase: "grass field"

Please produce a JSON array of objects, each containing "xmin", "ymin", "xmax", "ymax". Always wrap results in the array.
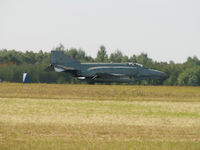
[{"xmin": 0, "ymin": 83, "xmax": 200, "ymax": 150}]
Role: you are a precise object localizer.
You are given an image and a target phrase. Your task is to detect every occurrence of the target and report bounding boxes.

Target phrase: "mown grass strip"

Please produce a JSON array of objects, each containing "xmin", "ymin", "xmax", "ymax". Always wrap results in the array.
[{"xmin": 0, "ymin": 84, "xmax": 200, "ymax": 150}]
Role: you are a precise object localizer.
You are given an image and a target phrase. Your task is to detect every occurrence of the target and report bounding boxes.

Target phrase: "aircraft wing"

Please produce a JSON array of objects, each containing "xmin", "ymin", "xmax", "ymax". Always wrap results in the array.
[{"xmin": 92, "ymin": 73, "xmax": 125, "ymax": 80}]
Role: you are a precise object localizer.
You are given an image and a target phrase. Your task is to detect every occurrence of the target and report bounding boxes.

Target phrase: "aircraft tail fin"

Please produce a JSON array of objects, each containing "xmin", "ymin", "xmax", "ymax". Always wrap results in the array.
[{"xmin": 51, "ymin": 51, "xmax": 80, "ymax": 70}]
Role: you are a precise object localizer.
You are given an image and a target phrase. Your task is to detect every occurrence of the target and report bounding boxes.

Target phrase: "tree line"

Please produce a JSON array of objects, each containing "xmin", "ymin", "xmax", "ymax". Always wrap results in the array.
[{"xmin": 0, "ymin": 44, "xmax": 200, "ymax": 85}]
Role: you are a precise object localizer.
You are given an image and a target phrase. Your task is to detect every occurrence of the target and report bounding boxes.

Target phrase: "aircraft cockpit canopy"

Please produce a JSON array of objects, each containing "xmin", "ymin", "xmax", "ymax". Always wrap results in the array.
[{"xmin": 128, "ymin": 63, "xmax": 144, "ymax": 68}]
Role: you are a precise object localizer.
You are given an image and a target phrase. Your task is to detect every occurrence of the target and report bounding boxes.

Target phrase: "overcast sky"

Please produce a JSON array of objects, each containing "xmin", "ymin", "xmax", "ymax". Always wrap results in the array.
[{"xmin": 0, "ymin": 0, "xmax": 200, "ymax": 63}]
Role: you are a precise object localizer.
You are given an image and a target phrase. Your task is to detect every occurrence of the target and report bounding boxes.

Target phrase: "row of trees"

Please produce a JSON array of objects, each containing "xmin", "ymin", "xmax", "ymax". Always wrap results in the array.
[{"xmin": 0, "ymin": 44, "xmax": 200, "ymax": 85}]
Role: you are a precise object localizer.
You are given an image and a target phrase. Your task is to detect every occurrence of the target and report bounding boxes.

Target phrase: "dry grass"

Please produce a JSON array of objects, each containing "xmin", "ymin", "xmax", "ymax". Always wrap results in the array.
[
  {"xmin": 0, "ymin": 83, "xmax": 200, "ymax": 149},
  {"xmin": 0, "ymin": 83, "xmax": 200, "ymax": 102}
]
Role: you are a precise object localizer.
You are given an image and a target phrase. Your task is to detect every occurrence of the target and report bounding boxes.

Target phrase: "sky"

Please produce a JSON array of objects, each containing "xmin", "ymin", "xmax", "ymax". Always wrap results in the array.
[{"xmin": 0, "ymin": 0, "xmax": 200, "ymax": 63}]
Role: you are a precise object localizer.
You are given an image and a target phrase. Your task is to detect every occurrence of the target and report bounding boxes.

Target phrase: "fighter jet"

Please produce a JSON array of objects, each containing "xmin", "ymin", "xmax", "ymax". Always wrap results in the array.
[{"xmin": 47, "ymin": 51, "xmax": 167, "ymax": 83}]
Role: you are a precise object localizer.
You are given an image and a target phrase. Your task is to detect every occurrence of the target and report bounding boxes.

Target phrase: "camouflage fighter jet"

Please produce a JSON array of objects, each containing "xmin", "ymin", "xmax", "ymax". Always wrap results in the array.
[{"xmin": 47, "ymin": 51, "xmax": 167, "ymax": 83}]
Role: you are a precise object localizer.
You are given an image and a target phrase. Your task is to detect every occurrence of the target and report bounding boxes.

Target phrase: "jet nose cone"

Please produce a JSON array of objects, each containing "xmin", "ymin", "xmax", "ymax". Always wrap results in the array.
[
  {"xmin": 146, "ymin": 69, "xmax": 168, "ymax": 79},
  {"xmin": 161, "ymin": 72, "xmax": 168, "ymax": 79},
  {"xmin": 137, "ymin": 68, "xmax": 168, "ymax": 80},
  {"xmin": 155, "ymin": 71, "xmax": 168, "ymax": 79}
]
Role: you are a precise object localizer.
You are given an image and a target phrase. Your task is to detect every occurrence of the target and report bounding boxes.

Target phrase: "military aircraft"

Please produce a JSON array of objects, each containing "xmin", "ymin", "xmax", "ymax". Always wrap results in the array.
[{"xmin": 47, "ymin": 51, "xmax": 167, "ymax": 83}]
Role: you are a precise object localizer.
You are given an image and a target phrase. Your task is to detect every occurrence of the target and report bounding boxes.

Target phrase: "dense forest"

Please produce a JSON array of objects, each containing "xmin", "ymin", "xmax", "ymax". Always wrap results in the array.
[{"xmin": 0, "ymin": 44, "xmax": 200, "ymax": 85}]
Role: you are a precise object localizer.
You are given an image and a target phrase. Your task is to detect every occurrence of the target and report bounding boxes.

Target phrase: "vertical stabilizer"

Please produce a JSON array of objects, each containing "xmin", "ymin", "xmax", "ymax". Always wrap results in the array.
[{"xmin": 51, "ymin": 51, "xmax": 80, "ymax": 70}]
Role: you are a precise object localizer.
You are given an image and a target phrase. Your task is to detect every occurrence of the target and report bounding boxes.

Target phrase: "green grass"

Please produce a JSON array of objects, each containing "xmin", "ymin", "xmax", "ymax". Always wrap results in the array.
[{"xmin": 0, "ymin": 83, "xmax": 200, "ymax": 149}]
